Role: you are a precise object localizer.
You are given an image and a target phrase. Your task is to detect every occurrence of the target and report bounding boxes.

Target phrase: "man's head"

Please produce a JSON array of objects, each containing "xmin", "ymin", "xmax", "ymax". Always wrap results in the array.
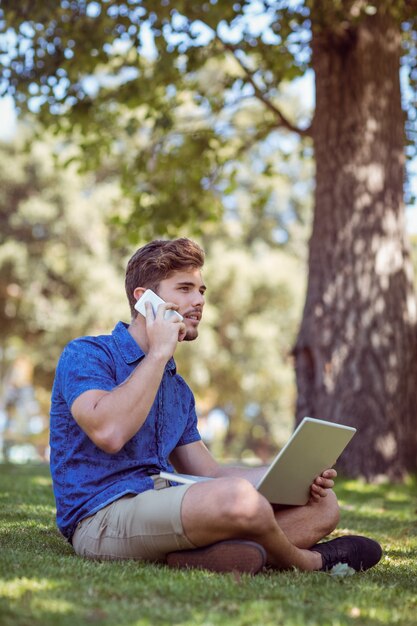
[{"xmin": 125, "ymin": 238, "xmax": 205, "ymax": 318}]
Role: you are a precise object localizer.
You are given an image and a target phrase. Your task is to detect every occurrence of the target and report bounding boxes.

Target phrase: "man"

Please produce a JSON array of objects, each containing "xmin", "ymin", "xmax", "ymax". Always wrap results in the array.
[{"xmin": 50, "ymin": 238, "xmax": 382, "ymax": 574}]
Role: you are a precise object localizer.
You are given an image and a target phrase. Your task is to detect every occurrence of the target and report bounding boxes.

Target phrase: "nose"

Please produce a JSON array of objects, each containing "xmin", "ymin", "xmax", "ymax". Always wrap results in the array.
[{"xmin": 193, "ymin": 291, "xmax": 205, "ymax": 307}]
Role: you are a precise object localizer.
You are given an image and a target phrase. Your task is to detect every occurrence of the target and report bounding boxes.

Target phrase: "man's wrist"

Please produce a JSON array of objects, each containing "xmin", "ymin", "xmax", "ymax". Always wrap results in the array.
[{"xmin": 146, "ymin": 349, "xmax": 171, "ymax": 367}]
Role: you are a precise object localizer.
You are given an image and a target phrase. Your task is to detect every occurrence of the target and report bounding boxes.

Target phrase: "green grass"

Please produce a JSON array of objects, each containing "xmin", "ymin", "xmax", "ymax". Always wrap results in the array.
[{"xmin": 0, "ymin": 464, "xmax": 416, "ymax": 626}]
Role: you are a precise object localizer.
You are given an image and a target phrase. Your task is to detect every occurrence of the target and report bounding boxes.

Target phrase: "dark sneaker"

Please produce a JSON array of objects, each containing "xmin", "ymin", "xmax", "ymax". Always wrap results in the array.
[
  {"xmin": 166, "ymin": 539, "xmax": 267, "ymax": 575},
  {"xmin": 311, "ymin": 535, "xmax": 382, "ymax": 572}
]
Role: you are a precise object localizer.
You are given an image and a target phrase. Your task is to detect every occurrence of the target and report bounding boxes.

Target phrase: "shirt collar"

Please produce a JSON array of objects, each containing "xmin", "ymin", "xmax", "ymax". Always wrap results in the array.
[{"xmin": 112, "ymin": 321, "xmax": 176, "ymax": 373}]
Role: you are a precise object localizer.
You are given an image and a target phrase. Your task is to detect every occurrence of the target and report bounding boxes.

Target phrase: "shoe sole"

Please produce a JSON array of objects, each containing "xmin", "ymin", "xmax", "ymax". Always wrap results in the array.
[{"xmin": 166, "ymin": 539, "xmax": 267, "ymax": 574}]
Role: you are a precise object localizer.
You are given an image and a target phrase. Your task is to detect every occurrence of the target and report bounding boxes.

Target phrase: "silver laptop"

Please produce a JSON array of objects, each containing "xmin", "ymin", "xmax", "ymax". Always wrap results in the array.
[{"xmin": 160, "ymin": 417, "xmax": 356, "ymax": 505}]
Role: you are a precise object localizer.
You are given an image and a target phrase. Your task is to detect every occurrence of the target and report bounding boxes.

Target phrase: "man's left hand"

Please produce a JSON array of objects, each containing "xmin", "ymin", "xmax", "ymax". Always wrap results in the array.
[{"xmin": 309, "ymin": 468, "xmax": 337, "ymax": 502}]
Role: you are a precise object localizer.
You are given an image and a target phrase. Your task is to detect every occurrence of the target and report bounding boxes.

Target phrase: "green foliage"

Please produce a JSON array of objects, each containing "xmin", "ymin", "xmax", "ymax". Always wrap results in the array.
[
  {"xmin": 0, "ymin": 2, "xmax": 416, "ymax": 237},
  {"xmin": 0, "ymin": 0, "xmax": 320, "ymax": 238},
  {"xmin": 1, "ymin": 463, "xmax": 416, "ymax": 626},
  {"xmin": 0, "ymin": 135, "xmax": 129, "ymax": 390}
]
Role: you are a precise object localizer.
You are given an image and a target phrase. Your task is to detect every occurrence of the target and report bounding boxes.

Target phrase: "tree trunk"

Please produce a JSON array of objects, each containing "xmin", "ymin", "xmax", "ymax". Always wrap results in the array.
[{"xmin": 294, "ymin": 10, "xmax": 417, "ymax": 480}]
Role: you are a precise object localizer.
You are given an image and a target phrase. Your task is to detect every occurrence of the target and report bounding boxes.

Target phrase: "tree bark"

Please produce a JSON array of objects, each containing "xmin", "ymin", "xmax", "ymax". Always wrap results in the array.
[{"xmin": 294, "ymin": 9, "xmax": 417, "ymax": 480}]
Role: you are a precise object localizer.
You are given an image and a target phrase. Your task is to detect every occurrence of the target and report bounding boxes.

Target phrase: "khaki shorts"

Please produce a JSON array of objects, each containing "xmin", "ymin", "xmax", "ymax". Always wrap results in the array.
[{"xmin": 72, "ymin": 478, "xmax": 196, "ymax": 562}]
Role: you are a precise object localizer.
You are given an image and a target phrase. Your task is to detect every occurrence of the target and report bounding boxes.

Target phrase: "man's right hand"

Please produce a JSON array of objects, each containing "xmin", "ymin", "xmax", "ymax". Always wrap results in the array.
[{"xmin": 145, "ymin": 301, "xmax": 186, "ymax": 361}]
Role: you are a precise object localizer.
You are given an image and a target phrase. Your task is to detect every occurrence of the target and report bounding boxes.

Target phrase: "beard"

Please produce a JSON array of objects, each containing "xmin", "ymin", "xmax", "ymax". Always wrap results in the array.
[{"xmin": 183, "ymin": 327, "xmax": 199, "ymax": 341}]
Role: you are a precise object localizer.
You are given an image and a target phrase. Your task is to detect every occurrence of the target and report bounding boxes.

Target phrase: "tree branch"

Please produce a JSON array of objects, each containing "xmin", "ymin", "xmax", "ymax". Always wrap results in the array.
[
  {"xmin": 220, "ymin": 40, "xmax": 312, "ymax": 138},
  {"xmin": 168, "ymin": 17, "xmax": 312, "ymax": 138}
]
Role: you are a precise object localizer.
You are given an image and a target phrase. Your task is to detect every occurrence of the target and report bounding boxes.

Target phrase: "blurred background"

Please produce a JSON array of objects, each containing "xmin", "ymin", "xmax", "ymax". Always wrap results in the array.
[
  {"xmin": 1, "ymin": 2, "xmax": 417, "ymax": 475},
  {"xmin": 0, "ymin": 121, "xmax": 310, "ymax": 464}
]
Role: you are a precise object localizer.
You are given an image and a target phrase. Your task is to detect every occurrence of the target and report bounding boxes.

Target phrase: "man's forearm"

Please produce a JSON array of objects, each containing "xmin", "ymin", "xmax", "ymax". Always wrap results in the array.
[{"xmin": 212, "ymin": 464, "xmax": 268, "ymax": 486}]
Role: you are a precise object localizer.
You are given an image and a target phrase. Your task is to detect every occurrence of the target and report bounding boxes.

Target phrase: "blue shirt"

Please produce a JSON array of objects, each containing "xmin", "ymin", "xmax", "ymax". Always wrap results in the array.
[{"xmin": 49, "ymin": 321, "xmax": 201, "ymax": 541}]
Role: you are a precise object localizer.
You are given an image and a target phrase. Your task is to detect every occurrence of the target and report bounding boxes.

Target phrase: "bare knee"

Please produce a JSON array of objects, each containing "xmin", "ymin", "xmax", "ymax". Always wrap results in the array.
[
  {"xmin": 220, "ymin": 478, "xmax": 275, "ymax": 536},
  {"xmin": 181, "ymin": 476, "xmax": 275, "ymax": 546}
]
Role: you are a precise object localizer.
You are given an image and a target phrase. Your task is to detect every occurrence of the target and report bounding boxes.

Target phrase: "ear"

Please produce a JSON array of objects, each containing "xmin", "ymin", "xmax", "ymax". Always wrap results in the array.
[{"xmin": 133, "ymin": 287, "xmax": 146, "ymax": 302}]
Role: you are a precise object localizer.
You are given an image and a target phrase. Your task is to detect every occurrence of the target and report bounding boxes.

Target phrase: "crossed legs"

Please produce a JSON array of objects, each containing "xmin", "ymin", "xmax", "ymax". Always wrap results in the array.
[
  {"xmin": 71, "ymin": 478, "xmax": 381, "ymax": 573},
  {"xmin": 180, "ymin": 477, "xmax": 340, "ymax": 571}
]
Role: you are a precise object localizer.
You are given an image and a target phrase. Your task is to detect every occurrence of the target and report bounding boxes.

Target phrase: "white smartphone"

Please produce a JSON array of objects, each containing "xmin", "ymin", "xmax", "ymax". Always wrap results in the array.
[{"xmin": 134, "ymin": 289, "xmax": 184, "ymax": 321}]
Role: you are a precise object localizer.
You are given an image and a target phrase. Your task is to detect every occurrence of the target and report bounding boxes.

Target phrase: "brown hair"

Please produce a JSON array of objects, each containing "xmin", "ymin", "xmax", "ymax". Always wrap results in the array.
[{"xmin": 125, "ymin": 238, "xmax": 205, "ymax": 316}]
